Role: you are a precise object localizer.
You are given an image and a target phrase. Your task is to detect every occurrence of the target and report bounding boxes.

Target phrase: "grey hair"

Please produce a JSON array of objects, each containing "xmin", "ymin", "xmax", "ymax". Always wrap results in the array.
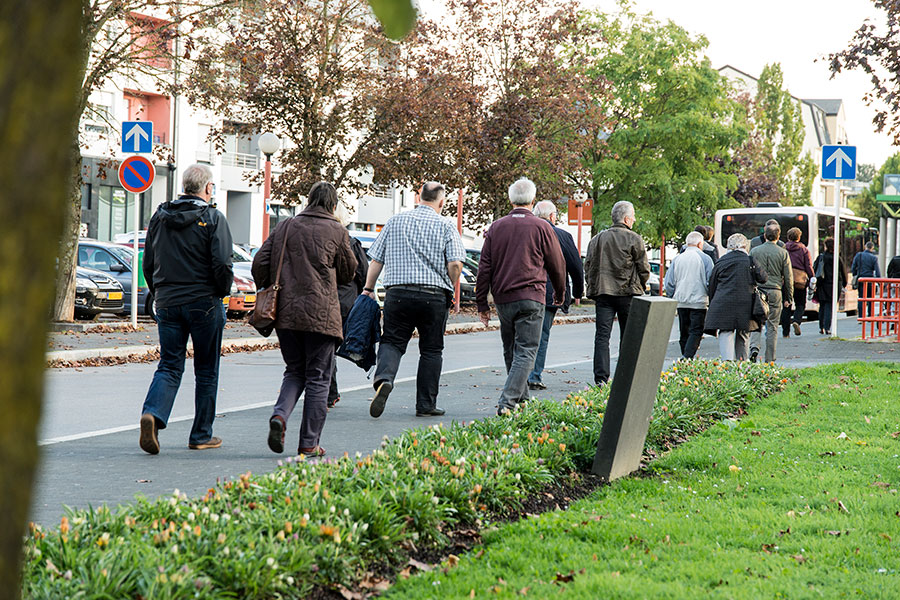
[
  {"xmin": 533, "ymin": 200, "xmax": 557, "ymax": 220},
  {"xmin": 685, "ymin": 231, "xmax": 705, "ymax": 247},
  {"xmin": 764, "ymin": 223, "xmax": 781, "ymax": 241},
  {"xmin": 866, "ymin": 241, "xmax": 875, "ymax": 251},
  {"xmin": 183, "ymin": 164, "xmax": 213, "ymax": 195},
  {"xmin": 611, "ymin": 201, "xmax": 634, "ymax": 224},
  {"xmin": 508, "ymin": 177, "xmax": 536, "ymax": 206},
  {"xmin": 727, "ymin": 233, "xmax": 750, "ymax": 253}
]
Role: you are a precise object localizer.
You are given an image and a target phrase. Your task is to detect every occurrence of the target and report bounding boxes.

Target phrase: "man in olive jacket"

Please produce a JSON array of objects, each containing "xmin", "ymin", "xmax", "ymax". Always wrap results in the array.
[
  {"xmin": 584, "ymin": 200, "xmax": 650, "ymax": 385},
  {"xmin": 749, "ymin": 222, "xmax": 793, "ymax": 363}
]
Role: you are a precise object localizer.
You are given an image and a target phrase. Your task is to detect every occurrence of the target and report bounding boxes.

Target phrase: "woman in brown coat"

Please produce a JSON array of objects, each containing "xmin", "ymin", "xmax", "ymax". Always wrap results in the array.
[{"xmin": 251, "ymin": 182, "xmax": 357, "ymax": 456}]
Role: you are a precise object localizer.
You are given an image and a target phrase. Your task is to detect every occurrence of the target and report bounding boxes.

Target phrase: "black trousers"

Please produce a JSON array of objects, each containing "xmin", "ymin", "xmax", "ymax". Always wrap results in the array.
[
  {"xmin": 677, "ymin": 307, "xmax": 706, "ymax": 359},
  {"xmin": 373, "ymin": 287, "xmax": 449, "ymax": 411},
  {"xmin": 593, "ymin": 294, "xmax": 634, "ymax": 384}
]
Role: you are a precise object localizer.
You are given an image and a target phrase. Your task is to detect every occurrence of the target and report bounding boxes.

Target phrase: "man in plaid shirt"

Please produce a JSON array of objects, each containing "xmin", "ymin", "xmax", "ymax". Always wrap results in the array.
[{"xmin": 362, "ymin": 182, "xmax": 466, "ymax": 418}]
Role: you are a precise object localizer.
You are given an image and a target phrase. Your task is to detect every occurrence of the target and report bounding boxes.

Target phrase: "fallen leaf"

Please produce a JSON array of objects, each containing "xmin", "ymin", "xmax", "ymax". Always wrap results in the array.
[
  {"xmin": 880, "ymin": 533, "xmax": 893, "ymax": 542},
  {"xmin": 469, "ymin": 590, "xmax": 476, "ymax": 599},
  {"xmin": 497, "ymin": 577, "xmax": 507, "ymax": 585},
  {"xmin": 518, "ymin": 587, "xmax": 530, "ymax": 596},
  {"xmin": 891, "ymin": 432, "xmax": 900, "ymax": 439},
  {"xmin": 836, "ymin": 432, "xmax": 848, "ymax": 440},
  {"xmin": 761, "ymin": 543, "xmax": 777, "ymax": 554},
  {"xmin": 554, "ymin": 571, "xmax": 575, "ymax": 584},
  {"xmin": 447, "ymin": 554, "xmax": 460, "ymax": 568},
  {"xmin": 778, "ymin": 527, "xmax": 792, "ymax": 537},
  {"xmin": 336, "ymin": 584, "xmax": 363, "ymax": 600},
  {"xmin": 865, "ymin": 415, "xmax": 871, "ymax": 424},
  {"xmin": 136, "ymin": 479, "xmax": 151, "ymax": 483},
  {"xmin": 826, "ymin": 530, "xmax": 842, "ymax": 536},
  {"xmin": 792, "ymin": 554, "xmax": 807, "ymax": 564},
  {"xmin": 398, "ymin": 567, "xmax": 412, "ymax": 579},
  {"xmin": 408, "ymin": 558, "xmax": 433, "ymax": 572}
]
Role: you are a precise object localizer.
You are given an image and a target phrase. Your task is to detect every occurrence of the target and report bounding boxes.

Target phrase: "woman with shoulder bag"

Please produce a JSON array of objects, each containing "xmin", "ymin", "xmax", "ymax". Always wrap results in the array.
[
  {"xmin": 705, "ymin": 233, "xmax": 768, "ymax": 360},
  {"xmin": 251, "ymin": 182, "xmax": 357, "ymax": 456},
  {"xmin": 784, "ymin": 227, "xmax": 814, "ymax": 336},
  {"xmin": 813, "ymin": 237, "xmax": 846, "ymax": 335}
]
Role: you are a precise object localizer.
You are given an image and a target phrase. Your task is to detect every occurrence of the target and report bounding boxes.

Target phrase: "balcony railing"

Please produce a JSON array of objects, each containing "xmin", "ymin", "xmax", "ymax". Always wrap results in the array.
[
  {"xmin": 368, "ymin": 184, "xmax": 392, "ymax": 199},
  {"xmin": 221, "ymin": 152, "xmax": 258, "ymax": 169}
]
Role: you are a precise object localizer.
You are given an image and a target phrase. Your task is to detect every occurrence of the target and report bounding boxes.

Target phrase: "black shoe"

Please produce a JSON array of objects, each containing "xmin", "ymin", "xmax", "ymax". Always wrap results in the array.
[
  {"xmin": 370, "ymin": 381, "xmax": 392, "ymax": 418},
  {"xmin": 527, "ymin": 381, "xmax": 547, "ymax": 390},
  {"xmin": 497, "ymin": 405, "xmax": 512, "ymax": 416},
  {"xmin": 749, "ymin": 349, "xmax": 759, "ymax": 363},
  {"xmin": 139, "ymin": 413, "xmax": 159, "ymax": 455},
  {"xmin": 327, "ymin": 396, "xmax": 340, "ymax": 409},
  {"xmin": 267, "ymin": 416, "xmax": 285, "ymax": 454},
  {"xmin": 415, "ymin": 407, "xmax": 446, "ymax": 417}
]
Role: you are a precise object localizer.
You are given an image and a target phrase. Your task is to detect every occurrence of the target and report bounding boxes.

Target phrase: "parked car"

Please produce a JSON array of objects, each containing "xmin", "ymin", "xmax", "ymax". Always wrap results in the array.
[
  {"xmin": 227, "ymin": 273, "xmax": 257, "ymax": 317},
  {"xmin": 647, "ymin": 260, "xmax": 661, "ymax": 296},
  {"xmin": 75, "ymin": 266, "xmax": 125, "ymax": 319},
  {"xmin": 78, "ymin": 239, "xmax": 154, "ymax": 317},
  {"xmin": 113, "ymin": 230, "xmax": 147, "ymax": 250}
]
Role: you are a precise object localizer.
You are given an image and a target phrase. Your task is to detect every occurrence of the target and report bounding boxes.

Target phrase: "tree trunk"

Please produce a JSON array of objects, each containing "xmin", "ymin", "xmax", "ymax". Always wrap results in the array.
[
  {"xmin": 51, "ymin": 154, "xmax": 83, "ymax": 323},
  {"xmin": 0, "ymin": 1, "xmax": 83, "ymax": 595}
]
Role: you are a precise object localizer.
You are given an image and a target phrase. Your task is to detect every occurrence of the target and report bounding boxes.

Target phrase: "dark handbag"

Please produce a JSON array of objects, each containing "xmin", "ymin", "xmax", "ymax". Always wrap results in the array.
[
  {"xmin": 751, "ymin": 287, "xmax": 769, "ymax": 328},
  {"xmin": 248, "ymin": 227, "xmax": 289, "ymax": 337},
  {"xmin": 814, "ymin": 256, "xmax": 825, "ymax": 279},
  {"xmin": 792, "ymin": 267, "xmax": 809, "ymax": 289}
]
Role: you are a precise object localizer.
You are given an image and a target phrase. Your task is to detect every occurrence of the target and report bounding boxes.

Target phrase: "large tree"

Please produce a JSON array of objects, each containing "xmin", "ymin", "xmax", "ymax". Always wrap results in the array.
[
  {"xmin": 0, "ymin": 0, "xmax": 83, "ymax": 592},
  {"xmin": 829, "ymin": 1, "xmax": 900, "ymax": 145},
  {"xmin": 580, "ymin": 9, "xmax": 745, "ymax": 246},
  {"xmin": 850, "ymin": 154, "xmax": 900, "ymax": 224}
]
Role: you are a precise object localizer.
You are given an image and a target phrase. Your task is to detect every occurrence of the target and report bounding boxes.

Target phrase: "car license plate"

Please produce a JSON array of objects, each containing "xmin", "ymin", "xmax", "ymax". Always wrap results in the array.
[
  {"xmin": 245, "ymin": 294, "xmax": 256, "ymax": 303},
  {"xmin": 223, "ymin": 297, "xmax": 229, "ymax": 305},
  {"xmin": 96, "ymin": 292, "xmax": 108, "ymax": 299},
  {"xmin": 108, "ymin": 292, "xmax": 123, "ymax": 300}
]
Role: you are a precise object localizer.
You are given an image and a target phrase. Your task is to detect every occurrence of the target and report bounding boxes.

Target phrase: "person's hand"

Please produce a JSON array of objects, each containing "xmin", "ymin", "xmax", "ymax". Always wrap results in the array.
[
  {"xmin": 362, "ymin": 289, "xmax": 376, "ymax": 300},
  {"xmin": 479, "ymin": 311, "xmax": 491, "ymax": 327},
  {"xmin": 552, "ymin": 296, "xmax": 564, "ymax": 306},
  {"xmin": 784, "ymin": 301, "xmax": 791, "ymax": 308},
  {"xmin": 574, "ymin": 298, "xmax": 581, "ymax": 306}
]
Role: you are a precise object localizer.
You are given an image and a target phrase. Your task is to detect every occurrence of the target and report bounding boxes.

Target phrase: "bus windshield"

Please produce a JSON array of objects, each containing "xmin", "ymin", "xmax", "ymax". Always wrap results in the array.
[{"xmin": 720, "ymin": 212, "xmax": 811, "ymax": 246}]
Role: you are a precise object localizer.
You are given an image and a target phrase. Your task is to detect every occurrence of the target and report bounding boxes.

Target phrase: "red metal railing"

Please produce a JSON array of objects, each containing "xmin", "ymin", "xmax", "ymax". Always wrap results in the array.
[{"xmin": 858, "ymin": 278, "xmax": 900, "ymax": 341}]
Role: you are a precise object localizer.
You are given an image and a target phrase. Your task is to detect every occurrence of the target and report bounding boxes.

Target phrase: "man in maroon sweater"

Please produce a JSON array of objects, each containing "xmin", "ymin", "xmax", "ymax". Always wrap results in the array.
[{"xmin": 476, "ymin": 177, "xmax": 566, "ymax": 415}]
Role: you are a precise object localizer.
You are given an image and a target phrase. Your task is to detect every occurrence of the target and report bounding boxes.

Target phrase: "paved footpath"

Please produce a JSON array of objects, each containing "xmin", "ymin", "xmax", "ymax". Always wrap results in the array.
[{"xmin": 32, "ymin": 313, "xmax": 898, "ymax": 524}]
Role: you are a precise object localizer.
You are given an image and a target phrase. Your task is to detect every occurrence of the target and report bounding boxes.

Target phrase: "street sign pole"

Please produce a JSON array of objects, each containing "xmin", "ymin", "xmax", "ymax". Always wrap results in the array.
[
  {"xmin": 820, "ymin": 145, "xmax": 856, "ymax": 339},
  {"xmin": 132, "ymin": 197, "xmax": 139, "ymax": 328},
  {"xmin": 832, "ymin": 180, "xmax": 840, "ymax": 339}
]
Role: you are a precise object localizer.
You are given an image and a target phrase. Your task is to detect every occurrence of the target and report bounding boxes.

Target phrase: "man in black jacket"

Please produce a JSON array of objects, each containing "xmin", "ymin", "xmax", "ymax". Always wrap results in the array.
[
  {"xmin": 139, "ymin": 163, "xmax": 233, "ymax": 455},
  {"xmin": 527, "ymin": 200, "xmax": 585, "ymax": 390}
]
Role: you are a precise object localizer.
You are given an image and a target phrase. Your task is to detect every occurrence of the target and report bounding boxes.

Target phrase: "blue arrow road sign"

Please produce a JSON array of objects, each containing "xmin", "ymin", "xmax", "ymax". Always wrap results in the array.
[
  {"xmin": 122, "ymin": 121, "xmax": 153, "ymax": 153},
  {"xmin": 821, "ymin": 145, "xmax": 857, "ymax": 180}
]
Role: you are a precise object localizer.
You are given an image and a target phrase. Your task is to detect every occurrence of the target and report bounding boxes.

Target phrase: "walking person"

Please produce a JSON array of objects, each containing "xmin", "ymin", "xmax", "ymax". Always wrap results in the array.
[
  {"xmin": 749, "ymin": 222, "xmax": 793, "ymax": 363},
  {"xmin": 750, "ymin": 219, "xmax": 785, "ymax": 249},
  {"xmin": 139, "ymin": 164, "xmax": 233, "ymax": 455},
  {"xmin": 851, "ymin": 241, "xmax": 880, "ymax": 318},
  {"xmin": 584, "ymin": 201, "xmax": 651, "ymax": 386},
  {"xmin": 704, "ymin": 233, "xmax": 768, "ymax": 361},
  {"xmin": 813, "ymin": 237, "xmax": 847, "ymax": 335},
  {"xmin": 365, "ymin": 182, "xmax": 466, "ymax": 418},
  {"xmin": 784, "ymin": 227, "xmax": 814, "ymax": 337},
  {"xmin": 476, "ymin": 181, "xmax": 566, "ymax": 415},
  {"xmin": 526, "ymin": 200, "xmax": 585, "ymax": 390},
  {"xmin": 664, "ymin": 231, "xmax": 714, "ymax": 360},
  {"xmin": 327, "ymin": 205, "xmax": 369, "ymax": 409},
  {"xmin": 252, "ymin": 182, "xmax": 357, "ymax": 456},
  {"xmin": 680, "ymin": 225, "xmax": 718, "ymax": 263}
]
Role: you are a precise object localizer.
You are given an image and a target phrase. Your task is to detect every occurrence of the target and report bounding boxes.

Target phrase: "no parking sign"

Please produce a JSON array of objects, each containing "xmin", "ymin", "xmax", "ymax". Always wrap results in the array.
[{"xmin": 117, "ymin": 156, "xmax": 155, "ymax": 194}]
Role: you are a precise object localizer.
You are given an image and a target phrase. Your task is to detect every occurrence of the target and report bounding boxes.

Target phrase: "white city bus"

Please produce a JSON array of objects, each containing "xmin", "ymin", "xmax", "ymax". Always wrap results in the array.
[{"xmin": 713, "ymin": 204, "xmax": 876, "ymax": 314}]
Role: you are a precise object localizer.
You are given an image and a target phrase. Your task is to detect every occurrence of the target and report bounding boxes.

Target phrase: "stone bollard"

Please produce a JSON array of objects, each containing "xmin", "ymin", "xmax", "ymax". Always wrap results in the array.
[{"xmin": 591, "ymin": 296, "xmax": 677, "ymax": 482}]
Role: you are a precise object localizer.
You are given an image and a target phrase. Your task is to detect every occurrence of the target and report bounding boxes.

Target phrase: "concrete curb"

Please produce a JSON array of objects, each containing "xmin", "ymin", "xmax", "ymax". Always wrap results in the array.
[{"xmin": 46, "ymin": 315, "xmax": 595, "ymax": 364}]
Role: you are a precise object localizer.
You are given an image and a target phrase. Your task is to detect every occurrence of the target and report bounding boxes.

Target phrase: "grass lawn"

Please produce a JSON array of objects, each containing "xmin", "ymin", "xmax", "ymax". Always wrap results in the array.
[{"xmin": 387, "ymin": 362, "xmax": 900, "ymax": 599}]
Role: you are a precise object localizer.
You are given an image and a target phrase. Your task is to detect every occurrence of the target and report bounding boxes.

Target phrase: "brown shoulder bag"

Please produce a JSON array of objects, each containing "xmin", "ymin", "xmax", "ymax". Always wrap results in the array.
[{"xmin": 248, "ymin": 226, "xmax": 289, "ymax": 337}]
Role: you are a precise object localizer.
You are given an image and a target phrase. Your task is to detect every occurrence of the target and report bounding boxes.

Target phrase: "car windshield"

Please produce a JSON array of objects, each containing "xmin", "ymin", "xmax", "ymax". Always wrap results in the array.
[
  {"xmin": 650, "ymin": 262, "xmax": 660, "ymax": 275},
  {"xmin": 106, "ymin": 245, "xmax": 133, "ymax": 263},
  {"xmin": 233, "ymin": 245, "xmax": 253, "ymax": 262}
]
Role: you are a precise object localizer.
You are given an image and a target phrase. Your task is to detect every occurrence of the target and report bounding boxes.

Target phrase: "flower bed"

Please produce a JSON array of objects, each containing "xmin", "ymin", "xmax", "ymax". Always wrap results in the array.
[{"xmin": 23, "ymin": 360, "xmax": 787, "ymax": 599}]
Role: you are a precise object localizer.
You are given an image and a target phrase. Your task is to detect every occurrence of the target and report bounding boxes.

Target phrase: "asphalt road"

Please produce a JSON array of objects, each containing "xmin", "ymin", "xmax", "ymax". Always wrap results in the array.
[{"xmin": 32, "ymin": 314, "xmax": 898, "ymax": 524}]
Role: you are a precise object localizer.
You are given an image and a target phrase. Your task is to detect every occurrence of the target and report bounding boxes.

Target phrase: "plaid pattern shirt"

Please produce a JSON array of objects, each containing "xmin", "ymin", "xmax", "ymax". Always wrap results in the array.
[{"xmin": 368, "ymin": 205, "xmax": 466, "ymax": 290}]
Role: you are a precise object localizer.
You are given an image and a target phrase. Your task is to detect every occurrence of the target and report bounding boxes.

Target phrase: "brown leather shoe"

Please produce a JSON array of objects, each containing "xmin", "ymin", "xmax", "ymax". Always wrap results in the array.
[
  {"xmin": 139, "ymin": 413, "xmax": 159, "ymax": 455},
  {"xmin": 298, "ymin": 446, "xmax": 326, "ymax": 457},
  {"xmin": 188, "ymin": 437, "xmax": 222, "ymax": 450}
]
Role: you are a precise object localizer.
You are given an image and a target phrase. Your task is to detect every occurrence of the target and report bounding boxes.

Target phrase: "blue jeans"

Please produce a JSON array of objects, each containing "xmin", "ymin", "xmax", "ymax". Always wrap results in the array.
[
  {"xmin": 528, "ymin": 307, "xmax": 557, "ymax": 384},
  {"xmin": 142, "ymin": 296, "xmax": 225, "ymax": 445}
]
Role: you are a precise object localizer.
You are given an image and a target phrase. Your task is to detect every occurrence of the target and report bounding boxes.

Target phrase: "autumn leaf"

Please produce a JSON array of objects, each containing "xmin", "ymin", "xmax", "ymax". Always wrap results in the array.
[{"xmin": 366, "ymin": 0, "xmax": 416, "ymax": 40}]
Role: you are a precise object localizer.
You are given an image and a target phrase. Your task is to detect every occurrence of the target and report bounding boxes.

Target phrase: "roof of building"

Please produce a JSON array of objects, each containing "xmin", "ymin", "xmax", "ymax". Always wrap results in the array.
[{"xmin": 804, "ymin": 99, "xmax": 844, "ymax": 115}]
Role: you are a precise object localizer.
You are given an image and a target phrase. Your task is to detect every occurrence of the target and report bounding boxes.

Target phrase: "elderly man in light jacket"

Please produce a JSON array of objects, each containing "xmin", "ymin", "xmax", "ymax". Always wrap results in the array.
[{"xmin": 665, "ymin": 231, "xmax": 714, "ymax": 360}]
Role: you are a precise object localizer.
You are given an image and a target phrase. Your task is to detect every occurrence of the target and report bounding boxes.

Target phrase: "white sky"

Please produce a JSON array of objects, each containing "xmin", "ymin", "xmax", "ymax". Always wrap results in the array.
[{"xmin": 420, "ymin": 0, "xmax": 898, "ymax": 167}]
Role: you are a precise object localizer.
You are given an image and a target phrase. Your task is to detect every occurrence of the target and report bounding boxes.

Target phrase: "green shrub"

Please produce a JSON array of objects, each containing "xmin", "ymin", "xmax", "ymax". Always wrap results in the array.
[{"xmin": 23, "ymin": 360, "xmax": 786, "ymax": 598}]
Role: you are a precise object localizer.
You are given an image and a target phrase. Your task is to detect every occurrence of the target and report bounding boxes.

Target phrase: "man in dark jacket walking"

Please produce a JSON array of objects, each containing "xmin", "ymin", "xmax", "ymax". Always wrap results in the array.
[
  {"xmin": 851, "ymin": 241, "xmax": 880, "ymax": 317},
  {"xmin": 584, "ymin": 200, "xmax": 650, "ymax": 385},
  {"xmin": 526, "ymin": 200, "xmax": 584, "ymax": 390},
  {"xmin": 139, "ymin": 164, "xmax": 233, "ymax": 455},
  {"xmin": 476, "ymin": 180, "xmax": 566, "ymax": 415}
]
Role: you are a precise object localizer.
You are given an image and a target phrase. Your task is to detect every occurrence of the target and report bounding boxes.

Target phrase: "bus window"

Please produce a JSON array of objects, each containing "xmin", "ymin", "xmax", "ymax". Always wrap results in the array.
[{"xmin": 721, "ymin": 212, "xmax": 809, "ymax": 245}]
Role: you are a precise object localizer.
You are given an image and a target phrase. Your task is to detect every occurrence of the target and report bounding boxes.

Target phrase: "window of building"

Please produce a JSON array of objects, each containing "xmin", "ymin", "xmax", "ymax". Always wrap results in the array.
[{"xmin": 97, "ymin": 185, "xmax": 148, "ymax": 241}]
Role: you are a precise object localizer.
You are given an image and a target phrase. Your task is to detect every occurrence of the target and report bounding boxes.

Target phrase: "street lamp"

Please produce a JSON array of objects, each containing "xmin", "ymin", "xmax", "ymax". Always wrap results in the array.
[{"xmin": 258, "ymin": 131, "xmax": 281, "ymax": 241}]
